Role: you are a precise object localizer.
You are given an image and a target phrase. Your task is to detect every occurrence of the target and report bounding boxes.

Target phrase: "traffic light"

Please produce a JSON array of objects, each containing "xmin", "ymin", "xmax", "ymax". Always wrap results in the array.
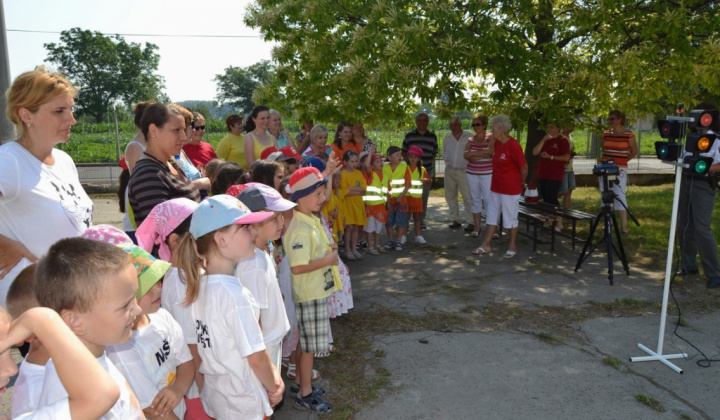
[
  {"xmin": 685, "ymin": 132, "xmax": 716, "ymax": 154},
  {"xmin": 688, "ymin": 109, "xmax": 718, "ymax": 130},
  {"xmin": 655, "ymin": 141, "xmax": 682, "ymax": 161},
  {"xmin": 657, "ymin": 120, "xmax": 683, "ymax": 140},
  {"xmin": 683, "ymin": 156, "xmax": 714, "ymax": 175}
]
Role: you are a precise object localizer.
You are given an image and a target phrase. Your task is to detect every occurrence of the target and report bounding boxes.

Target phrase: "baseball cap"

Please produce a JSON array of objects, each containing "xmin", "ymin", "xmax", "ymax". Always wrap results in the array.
[
  {"xmin": 407, "ymin": 145, "xmax": 423, "ymax": 157},
  {"xmin": 239, "ymin": 182, "xmax": 297, "ymax": 212},
  {"xmin": 289, "ymin": 167, "xmax": 328, "ymax": 202},
  {"xmin": 387, "ymin": 145, "xmax": 402, "ymax": 156},
  {"xmin": 267, "ymin": 151, "xmax": 289, "ymax": 162},
  {"xmin": 260, "ymin": 146, "xmax": 280, "ymax": 160},
  {"xmin": 189, "ymin": 194, "xmax": 274, "ymax": 239},
  {"xmin": 302, "ymin": 156, "xmax": 326, "ymax": 172},
  {"xmin": 121, "ymin": 244, "xmax": 171, "ymax": 300},
  {"xmin": 279, "ymin": 146, "xmax": 301, "ymax": 163}
]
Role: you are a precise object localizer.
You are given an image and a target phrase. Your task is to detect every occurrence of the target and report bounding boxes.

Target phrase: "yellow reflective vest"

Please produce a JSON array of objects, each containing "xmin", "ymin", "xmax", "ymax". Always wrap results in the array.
[
  {"xmin": 363, "ymin": 171, "xmax": 387, "ymax": 205},
  {"xmin": 407, "ymin": 165, "xmax": 426, "ymax": 198},
  {"xmin": 382, "ymin": 162, "xmax": 409, "ymax": 199}
]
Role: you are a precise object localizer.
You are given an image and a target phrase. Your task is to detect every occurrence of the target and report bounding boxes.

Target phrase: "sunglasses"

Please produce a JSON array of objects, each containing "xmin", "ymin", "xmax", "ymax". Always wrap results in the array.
[
  {"xmin": 192, "ymin": 125, "xmax": 206, "ymax": 131},
  {"xmin": 471, "ymin": 123, "xmax": 485, "ymax": 127}
]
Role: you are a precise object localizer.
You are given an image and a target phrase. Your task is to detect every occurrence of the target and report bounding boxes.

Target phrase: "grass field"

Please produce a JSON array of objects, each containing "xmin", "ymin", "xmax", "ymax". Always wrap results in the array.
[{"xmin": 64, "ymin": 125, "xmax": 664, "ymax": 163}]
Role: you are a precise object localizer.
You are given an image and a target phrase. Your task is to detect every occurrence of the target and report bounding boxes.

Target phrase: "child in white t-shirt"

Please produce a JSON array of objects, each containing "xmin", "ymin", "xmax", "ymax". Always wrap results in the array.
[
  {"xmin": 177, "ymin": 195, "xmax": 284, "ymax": 420},
  {"xmin": 235, "ymin": 183, "xmax": 293, "ymax": 370},
  {"xmin": 135, "ymin": 197, "xmax": 213, "ymax": 419},
  {"xmin": 107, "ymin": 245, "xmax": 195, "ymax": 420},
  {"xmin": 33, "ymin": 238, "xmax": 146, "ymax": 419},
  {"xmin": 0, "ymin": 306, "xmax": 123, "ymax": 420},
  {"xmin": 6, "ymin": 264, "xmax": 48, "ymax": 418}
]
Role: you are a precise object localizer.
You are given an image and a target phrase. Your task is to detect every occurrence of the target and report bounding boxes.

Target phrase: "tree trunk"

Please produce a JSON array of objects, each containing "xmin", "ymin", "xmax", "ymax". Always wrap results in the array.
[{"xmin": 524, "ymin": 114, "xmax": 546, "ymax": 184}]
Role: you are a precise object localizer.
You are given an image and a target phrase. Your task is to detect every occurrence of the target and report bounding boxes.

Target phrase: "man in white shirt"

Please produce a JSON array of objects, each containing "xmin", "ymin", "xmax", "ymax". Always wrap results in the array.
[{"xmin": 443, "ymin": 116, "xmax": 473, "ymax": 231}]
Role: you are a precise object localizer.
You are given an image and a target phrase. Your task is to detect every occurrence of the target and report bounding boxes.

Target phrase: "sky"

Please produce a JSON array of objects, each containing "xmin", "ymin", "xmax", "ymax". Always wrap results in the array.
[{"xmin": 4, "ymin": 0, "xmax": 275, "ymax": 102}]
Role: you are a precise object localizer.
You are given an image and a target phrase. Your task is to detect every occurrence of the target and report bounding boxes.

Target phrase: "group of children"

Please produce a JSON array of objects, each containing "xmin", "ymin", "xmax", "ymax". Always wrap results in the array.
[{"xmin": 0, "ymin": 135, "xmax": 433, "ymax": 419}]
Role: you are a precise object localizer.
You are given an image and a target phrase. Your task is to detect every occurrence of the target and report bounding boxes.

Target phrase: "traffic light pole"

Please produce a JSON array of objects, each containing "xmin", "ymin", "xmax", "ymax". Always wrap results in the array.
[{"xmin": 630, "ymin": 160, "xmax": 688, "ymax": 373}]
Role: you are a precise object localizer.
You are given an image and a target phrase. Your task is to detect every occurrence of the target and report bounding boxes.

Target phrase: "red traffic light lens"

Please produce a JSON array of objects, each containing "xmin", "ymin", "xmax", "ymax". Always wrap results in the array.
[{"xmin": 700, "ymin": 112, "xmax": 713, "ymax": 127}]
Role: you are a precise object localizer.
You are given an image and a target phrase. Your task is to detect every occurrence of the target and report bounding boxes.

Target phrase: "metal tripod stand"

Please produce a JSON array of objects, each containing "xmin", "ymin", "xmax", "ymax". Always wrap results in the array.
[{"xmin": 574, "ymin": 174, "xmax": 640, "ymax": 285}]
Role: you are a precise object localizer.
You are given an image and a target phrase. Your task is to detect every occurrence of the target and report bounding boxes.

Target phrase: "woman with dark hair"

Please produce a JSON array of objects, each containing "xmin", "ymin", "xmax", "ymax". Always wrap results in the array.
[
  {"xmin": 244, "ymin": 105, "xmax": 276, "ymax": 169},
  {"xmin": 121, "ymin": 101, "xmax": 154, "ymax": 237},
  {"xmin": 216, "ymin": 114, "xmax": 246, "ymax": 166},
  {"xmin": 128, "ymin": 103, "xmax": 201, "ymax": 227},
  {"xmin": 250, "ymin": 160, "xmax": 284, "ymax": 192},
  {"xmin": 210, "ymin": 162, "xmax": 245, "ymax": 196},
  {"xmin": 532, "ymin": 122, "xmax": 570, "ymax": 231},
  {"xmin": 0, "ymin": 67, "xmax": 93, "ymax": 305},
  {"xmin": 600, "ymin": 109, "xmax": 637, "ymax": 235},
  {"xmin": 332, "ymin": 121, "xmax": 362, "ymax": 157}
]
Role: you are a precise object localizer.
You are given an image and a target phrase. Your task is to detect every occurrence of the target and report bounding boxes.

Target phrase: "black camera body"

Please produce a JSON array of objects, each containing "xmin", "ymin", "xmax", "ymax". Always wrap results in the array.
[{"xmin": 593, "ymin": 161, "xmax": 620, "ymax": 176}]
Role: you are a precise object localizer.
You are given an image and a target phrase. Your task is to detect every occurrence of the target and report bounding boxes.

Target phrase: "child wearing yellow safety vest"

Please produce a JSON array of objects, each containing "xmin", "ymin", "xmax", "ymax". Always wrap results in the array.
[
  {"xmin": 382, "ymin": 146, "xmax": 411, "ymax": 251},
  {"xmin": 406, "ymin": 145, "xmax": 431, "ymax": 245},
  {"xmin": 363, "ymin": 152, "xmax": 388, "ymax": 255}
]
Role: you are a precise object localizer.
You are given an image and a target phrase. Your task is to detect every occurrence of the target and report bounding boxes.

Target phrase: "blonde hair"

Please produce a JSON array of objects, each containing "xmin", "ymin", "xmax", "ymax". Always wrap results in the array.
[
  {"xmin": 5, "ymin": 66, "xmax": 77, "ymax": 135},
  {"xmin": 176, "ymin": 225, "xmax": 237, "ymax": 305}
]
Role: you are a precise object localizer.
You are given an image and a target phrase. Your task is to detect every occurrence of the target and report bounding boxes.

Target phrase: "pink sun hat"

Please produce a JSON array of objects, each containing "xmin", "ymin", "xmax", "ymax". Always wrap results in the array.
[{"xmin": 135, "ymin": 198, "xmax": 199, "ymax": 261}]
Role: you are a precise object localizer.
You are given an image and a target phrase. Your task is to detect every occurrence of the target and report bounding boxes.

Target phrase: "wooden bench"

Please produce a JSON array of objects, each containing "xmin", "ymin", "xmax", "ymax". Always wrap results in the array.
[
  {"xmin": 519, "ymin": 198, "xmax": 596, "ymax": 250},
  {"xmin": 516, "ymin": 204, "xmax": 557, "ymax": 253}
]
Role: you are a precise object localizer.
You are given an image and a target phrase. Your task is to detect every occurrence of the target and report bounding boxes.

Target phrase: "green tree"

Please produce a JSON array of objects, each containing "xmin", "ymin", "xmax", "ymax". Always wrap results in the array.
[
  {"xmin": 246, "ymin": 0, "xmax": 720, "ymax": 176},
  {"xmin": 45, "ymin": 28, "xmax": 166, "ymax": 123},
  {"xmin": 214, "ymin": 60, "xmax": 277, "ymax": 113}
]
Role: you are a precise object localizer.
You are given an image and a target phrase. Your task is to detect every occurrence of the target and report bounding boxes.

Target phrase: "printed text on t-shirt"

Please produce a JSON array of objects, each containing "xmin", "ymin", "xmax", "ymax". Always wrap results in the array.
[{"xmin": 196, "ymin": 320, "xmax": 211, "ymax": 348}]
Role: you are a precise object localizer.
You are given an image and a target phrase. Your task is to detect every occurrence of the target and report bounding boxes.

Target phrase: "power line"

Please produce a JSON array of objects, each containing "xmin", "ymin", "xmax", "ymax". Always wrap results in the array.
[{"xmin": 7, "ymin": 29, "xmax": 262, "ymax": 38}]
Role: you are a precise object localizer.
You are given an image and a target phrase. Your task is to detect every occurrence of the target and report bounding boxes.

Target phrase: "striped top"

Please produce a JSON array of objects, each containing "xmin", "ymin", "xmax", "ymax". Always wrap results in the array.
[
  {"xmin": 466, "ymin": 136, "xmax": 493, "ymax": 176},
  {"xmin": 601, "ymin": 130, "xmax": 635, "ymax": 168},
  {"xmin": 402, "ymin": 129, "xmax": 438, "ymax": 172},
  {"xmin": 128, "ymin": 154, "xmax": 201, "ymax": 227}
]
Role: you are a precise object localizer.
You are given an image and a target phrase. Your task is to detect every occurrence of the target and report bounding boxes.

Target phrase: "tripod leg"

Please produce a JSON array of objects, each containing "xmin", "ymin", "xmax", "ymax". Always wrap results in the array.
[
  {"xmin": 604, "ymin": 211, "xmax": 614, "ymax": 285},
  {"xmin": 575, "ymin": 210, "xmax": 603, "ymax": 272}
]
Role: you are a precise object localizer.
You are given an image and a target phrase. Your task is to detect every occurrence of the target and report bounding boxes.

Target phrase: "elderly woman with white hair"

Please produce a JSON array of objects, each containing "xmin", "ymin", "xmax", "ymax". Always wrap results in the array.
[{"xmin": 474, "ymin": 114, "xmax": 528, "ymax": 259}]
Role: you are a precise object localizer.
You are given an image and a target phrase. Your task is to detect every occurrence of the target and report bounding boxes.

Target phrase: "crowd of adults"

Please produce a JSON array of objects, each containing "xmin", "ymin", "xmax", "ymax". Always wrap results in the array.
[{"xmin": 3, "ymin": 66, "xmax": 720, "ymax": 309}]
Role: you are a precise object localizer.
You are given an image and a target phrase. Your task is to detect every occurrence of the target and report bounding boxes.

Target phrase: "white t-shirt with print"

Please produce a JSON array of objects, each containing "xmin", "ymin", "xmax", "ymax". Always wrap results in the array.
[
  {"xmin": 11, "ymin": 358, "xmax": 46, "ymax": 418},
  {"xmin": 234, "ymin": 248, "xmax": 290, "ymax": 346},
  {"xmin": 160, "ymin": 267, "xmax": 201, "ymax": 399},
  {"xmin": 14, "ymin": 398, "xmax": 70, "ymax": 420},
  {"xmin": 107, "ymin": 308, "xmax": 193, "ymax": 418},
  {"xmin": 191, "ymin": 274, "xmax": 271, "ymax": 420},
  {"xmin": 0, "ymin": 142, "xmax": 93, "ymax": 308},
  {"xmin": 36, "ymin": 353, "xmax": 144, "ymax": 420}
]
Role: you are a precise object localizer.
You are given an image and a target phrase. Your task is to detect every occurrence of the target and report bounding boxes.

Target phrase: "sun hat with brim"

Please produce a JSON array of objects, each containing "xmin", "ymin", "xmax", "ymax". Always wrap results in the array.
[
  {"xmin": 189, "ymin": 194, "xmax": 273, "ymax": 239},
  {"xmin": 244, "ymin": 182, "xmax": 297, "ymax": 212},
  {"xmin": 81, "ymin": 224, "xmax": 133, "ymax": 246},
  {"xmin": 407, "ymin": 145, "xmax": 424, "ymax": 157},
  {"xmin": 121, "ymin": 244, "xmax": 171, "ymax": 300},
  {"xmin": 289, "ymin": 167, "xmax": 328, "ymax": 202}
]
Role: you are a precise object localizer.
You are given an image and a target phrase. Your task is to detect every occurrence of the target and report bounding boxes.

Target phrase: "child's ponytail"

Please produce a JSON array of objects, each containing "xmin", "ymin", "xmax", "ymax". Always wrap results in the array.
[{"xmin": 176, "ymin": 232, "xmax": 204, "ymax": 305}]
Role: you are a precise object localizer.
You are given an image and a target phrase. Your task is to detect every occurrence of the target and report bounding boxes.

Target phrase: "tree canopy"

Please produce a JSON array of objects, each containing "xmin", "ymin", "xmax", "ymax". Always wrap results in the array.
[
  {"xmin": 214, "ymin": 60, "xmax": 278, "ymax": 114},
  {"xmin": 45, "ymin": 28, "xmax": 166, "ymax": 122},
  {"xmin": 246, "ymin": 0, "xmax": 720, "ymax": 173}
]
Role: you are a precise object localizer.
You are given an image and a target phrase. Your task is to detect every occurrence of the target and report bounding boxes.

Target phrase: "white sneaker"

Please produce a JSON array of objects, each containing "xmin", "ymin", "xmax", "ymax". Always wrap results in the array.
[
  {"xmin": 414, "ymin": 235, "xmax": 427, "ymax": 244},
  {"xmin": 400, "ymin": 235, "xmax": 407, "ymax": 245}
]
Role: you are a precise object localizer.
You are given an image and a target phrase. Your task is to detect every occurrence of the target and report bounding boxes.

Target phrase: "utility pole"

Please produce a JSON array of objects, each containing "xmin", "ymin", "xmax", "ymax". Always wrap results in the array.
[{"xmin": 0, "ymin": 0, "xmax": 15, "ymax": 143}]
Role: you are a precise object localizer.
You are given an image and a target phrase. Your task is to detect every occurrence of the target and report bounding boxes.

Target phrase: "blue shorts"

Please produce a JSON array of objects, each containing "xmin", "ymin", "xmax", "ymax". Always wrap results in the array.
[{"xmin": 386, "ymin": 205, "xmax": 408, "ymax": 228}]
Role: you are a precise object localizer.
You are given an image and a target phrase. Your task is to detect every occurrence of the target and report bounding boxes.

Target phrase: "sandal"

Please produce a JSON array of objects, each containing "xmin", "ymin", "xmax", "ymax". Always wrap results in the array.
[
  {"xmin": 295, "ymin": 393, "xmax": 334, "ymax": 413},
  {"xmin": 290, "ymin": 383, "xmax": 326, "ymax": 396},
  {"xmin": 286, "ymin": 363, "xmax": 320, "ymax": 380},
  {"xmin": 472, "ymin": 246, "xmax": 489, "ymax": 255},
  {"xmin": 503, "ymin": 250, "xmax": 516, "ymax": 259},
  {"xmin": 471, "ymin": 231, "xmax": 480, "ymax": 238}
]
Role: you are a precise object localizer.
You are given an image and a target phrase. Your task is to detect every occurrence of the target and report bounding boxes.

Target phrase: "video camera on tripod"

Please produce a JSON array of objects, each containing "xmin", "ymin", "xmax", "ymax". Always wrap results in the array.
[{"xmin": 593, "ymin": 160, "xmax": 620, "ymax": 203}]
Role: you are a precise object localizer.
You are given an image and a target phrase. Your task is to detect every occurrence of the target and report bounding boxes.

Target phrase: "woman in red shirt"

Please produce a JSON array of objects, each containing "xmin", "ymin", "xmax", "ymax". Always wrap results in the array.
[
  {"xmin": 475, "ymin": 114, "xmax": 528, "ymax": 259},
  {"xmin": 532, "ymin": 123, "xmax": 570, "ymax": 230}
]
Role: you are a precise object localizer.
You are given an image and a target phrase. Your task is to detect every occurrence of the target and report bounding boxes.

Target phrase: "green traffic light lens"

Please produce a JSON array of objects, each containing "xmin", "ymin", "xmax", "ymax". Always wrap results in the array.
[
  {"xmin": 659, "ymin": 146, "xmax": 668, "ymax": 158},
  {"xmin": 695, "ymin": 160, "xmax": 709, "ymax": 174}
]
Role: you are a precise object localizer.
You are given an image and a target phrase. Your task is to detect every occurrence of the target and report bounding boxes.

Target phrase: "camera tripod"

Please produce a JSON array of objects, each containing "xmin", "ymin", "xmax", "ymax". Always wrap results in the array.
[{"xmin": 574, "ymin": 177, "xmax": 640, "ymax": 285}]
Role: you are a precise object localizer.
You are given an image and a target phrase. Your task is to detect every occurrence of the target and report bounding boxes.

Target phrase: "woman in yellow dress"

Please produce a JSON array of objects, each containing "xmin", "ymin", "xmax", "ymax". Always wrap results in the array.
[{"xmin": 216, "ymin": 114, "xmax": 246, "ymax": 167}]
